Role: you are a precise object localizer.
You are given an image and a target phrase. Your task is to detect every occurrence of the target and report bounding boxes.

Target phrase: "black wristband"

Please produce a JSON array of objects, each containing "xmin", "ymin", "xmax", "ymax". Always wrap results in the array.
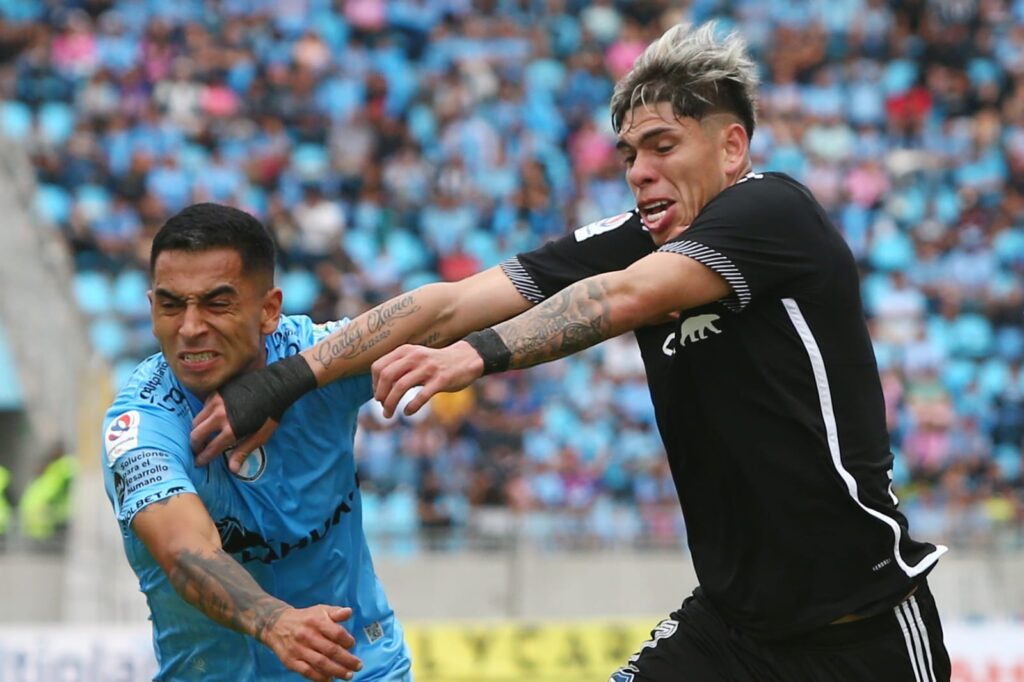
[
  {"xmin": 464, "ymin": 328, "xmax": 512, "ymax": 376},
  {"xmin": 221, "ymin": 354, "xmax": 318, "ymax": 436}
]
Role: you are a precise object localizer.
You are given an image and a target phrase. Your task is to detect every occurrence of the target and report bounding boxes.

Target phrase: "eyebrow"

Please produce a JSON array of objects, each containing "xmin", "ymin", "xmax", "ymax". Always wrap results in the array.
[
  {"xmin": 153, "ymin": 285, "xmax": 239, "ymax": 303},
  {"xmin": 616, "ymin": 126, "xmax": 677, "ymax": 153}
]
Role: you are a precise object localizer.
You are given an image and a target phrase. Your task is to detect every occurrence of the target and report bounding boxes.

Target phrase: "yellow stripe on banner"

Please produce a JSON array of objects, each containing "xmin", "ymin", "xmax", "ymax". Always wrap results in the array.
[{"xmin": 404, "ymin": 619, "xmax": 656, "ymax": 682}]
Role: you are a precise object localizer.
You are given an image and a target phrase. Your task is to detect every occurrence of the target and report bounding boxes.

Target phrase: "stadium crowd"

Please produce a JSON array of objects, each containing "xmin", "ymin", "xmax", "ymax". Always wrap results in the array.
[{"xmin": 1, "ymin": 0, "xmax": 1023, "ymax": 551}]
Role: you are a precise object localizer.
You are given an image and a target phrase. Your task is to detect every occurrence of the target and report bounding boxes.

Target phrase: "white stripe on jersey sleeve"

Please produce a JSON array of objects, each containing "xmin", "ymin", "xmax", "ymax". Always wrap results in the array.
[
  {"xmin": 656, "ymin": 240, "xmax": 751, "ymax": 312},
  {"xmin": 499, "ymin": 256, "xmax": 545, "ymax": 304}
]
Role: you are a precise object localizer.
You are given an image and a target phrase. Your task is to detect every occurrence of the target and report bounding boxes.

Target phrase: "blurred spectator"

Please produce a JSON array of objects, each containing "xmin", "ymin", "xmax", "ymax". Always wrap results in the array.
[
  {"xmin": 19, "ymin": 447, "xmax": 76, "ymax": 544},
  {"xmin": 0, "ymin": 465, "xmax": 10, "ymax": 542},
  {"xmin": 292, "ymin": 183, "xmax": 347, "ymax": 265}
]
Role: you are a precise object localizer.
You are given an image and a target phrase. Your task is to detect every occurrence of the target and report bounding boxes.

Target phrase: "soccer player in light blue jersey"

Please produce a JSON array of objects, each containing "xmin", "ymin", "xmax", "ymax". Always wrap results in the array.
[{"xmin": 101, "ymin": 203, "xmax": 411, "ymax": 681}]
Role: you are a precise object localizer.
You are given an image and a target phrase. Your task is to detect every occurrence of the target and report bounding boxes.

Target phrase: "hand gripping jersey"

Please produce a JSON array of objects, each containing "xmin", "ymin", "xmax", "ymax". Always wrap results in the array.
[
  {"xmin": 504, "ymin": 173, "xmax": 945, "ymax": 639},
  {"xmin": 102, "ymin": 315, "xmax": 410, "ymax": 681}
]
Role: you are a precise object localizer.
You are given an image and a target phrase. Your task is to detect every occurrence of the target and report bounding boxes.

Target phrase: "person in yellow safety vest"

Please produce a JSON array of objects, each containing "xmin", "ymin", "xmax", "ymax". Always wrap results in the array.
[
  {"xmin": 20, "ymin": 454, "xmax": 76, "ymax": 540},
  {"xmin": 0, "ymin": 465, "xmax": 11, "ymax": 538}
]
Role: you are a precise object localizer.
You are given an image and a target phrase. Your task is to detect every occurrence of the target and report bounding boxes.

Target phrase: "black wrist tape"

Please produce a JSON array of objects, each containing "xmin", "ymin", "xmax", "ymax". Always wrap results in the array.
[
  {"xmin": 464, "ymin": 328, "xmax": 512, "ymax": 376},
  {"xmin": 222, "ymin": 354, "xmax": 318, "ymax": 436}
]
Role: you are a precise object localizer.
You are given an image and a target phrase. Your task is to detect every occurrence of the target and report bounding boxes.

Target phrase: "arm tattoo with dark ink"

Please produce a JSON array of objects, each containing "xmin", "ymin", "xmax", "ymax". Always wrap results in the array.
[
  {"xmin": 311, "ymin": 295, "xmax": 422, "ymax": 370},
  {"xmin": 415, "ymin": 331, "xmax": 443, "ymax": 347},
  {"xmin": 496, "ymin": 279, "xmax": 613, "ymax": 370},
  {"xmin": 167, "ymin": 548, "xmax": 287, "ymax": 642},
  {"xmin": 366, "ymin": 295, "xmax": 420, "ymax": 333}
]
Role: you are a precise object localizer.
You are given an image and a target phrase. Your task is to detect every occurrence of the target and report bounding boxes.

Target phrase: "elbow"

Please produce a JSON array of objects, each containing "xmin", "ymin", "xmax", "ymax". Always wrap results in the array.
[{"xmin": 415, "ymin": 281, "xmax": 460, "ymax": 343}]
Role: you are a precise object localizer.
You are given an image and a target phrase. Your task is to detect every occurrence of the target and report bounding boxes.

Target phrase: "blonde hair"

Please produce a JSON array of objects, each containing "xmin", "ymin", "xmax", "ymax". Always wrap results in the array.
[{"xmin": 609, "ymin": 21, "xmax": 759, "ymax": 138}]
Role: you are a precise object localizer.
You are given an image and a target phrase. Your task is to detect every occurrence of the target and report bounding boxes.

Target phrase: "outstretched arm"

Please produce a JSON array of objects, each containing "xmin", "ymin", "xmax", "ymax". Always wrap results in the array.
[
  {"xmin": 132, "ymin": 493, "xmax": 362, "ymax": 682},
  {"xmin": 192, "ymin": 266, "xmax": 531, "ymax": 466},
  {"xmin": 373, "ymin": 252, "xmax": 729, "ymax": 416}
]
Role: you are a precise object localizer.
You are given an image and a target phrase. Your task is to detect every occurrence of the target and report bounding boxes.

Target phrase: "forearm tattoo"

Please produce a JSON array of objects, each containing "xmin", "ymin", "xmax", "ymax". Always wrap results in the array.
[
  {"xmin": 311, "ymin": 295, "xmax": 421, "ymax": 369},
  {"xmin": 496, "ymin": 278, "xmax": 613, "ymax": 369},
  {"xmin": 167, "ymin": 548, "xmax": 286, "ymax": 642}
]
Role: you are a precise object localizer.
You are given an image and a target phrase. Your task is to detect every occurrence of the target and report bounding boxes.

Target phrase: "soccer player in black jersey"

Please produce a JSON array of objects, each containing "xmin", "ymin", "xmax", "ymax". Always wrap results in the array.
[
  {"xmin": 370, "ymin": 23, "xmax": 952, "ymax": 682},
  {"xmin": 191, "ymin": 22, "xmax": 950, "ymax": 682}
]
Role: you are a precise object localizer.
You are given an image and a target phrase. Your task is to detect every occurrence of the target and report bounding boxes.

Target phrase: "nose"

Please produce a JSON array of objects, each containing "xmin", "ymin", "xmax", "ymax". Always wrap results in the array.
[
  {"xmin": 626, "ymin": 152, "xmax": 656, "ymax": 188},
  {"xmin": 179, "ymin": 303, "xmax": 207, "ymax": 339}
]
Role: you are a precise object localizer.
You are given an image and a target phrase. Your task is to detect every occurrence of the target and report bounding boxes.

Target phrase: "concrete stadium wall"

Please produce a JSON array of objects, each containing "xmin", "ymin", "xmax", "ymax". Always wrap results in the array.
[
  {"xmin": 0, "ymin": 135, "xmax": 93, "ymax": 487},
  {"xmin": 2, "ymin": 546, "xmax": 1022, "ymax": 624}
]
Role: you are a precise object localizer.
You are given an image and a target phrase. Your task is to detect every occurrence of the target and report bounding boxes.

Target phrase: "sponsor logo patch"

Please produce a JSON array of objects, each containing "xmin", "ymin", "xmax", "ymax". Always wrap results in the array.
[
  {"xmin": 610, "ymin": 671, "xmax": 636, "ymax": 682},
  {"xmin": 363, "ymin": 621, "xmax": 385, "ymax": 644},
  {"xmin": 113, "ymin": 450, "xmax": 175, "ymax": 502},
  {"xmin": 226, "ymin": 446, "xmax": 268, "ymax": 482},
  {"xmin": 574, "ymin": 212, "xmax": 632, "ymax": 242},
  {"xmin": 105, "ymin": 410, "xmax": 140, "ymax": 465}
]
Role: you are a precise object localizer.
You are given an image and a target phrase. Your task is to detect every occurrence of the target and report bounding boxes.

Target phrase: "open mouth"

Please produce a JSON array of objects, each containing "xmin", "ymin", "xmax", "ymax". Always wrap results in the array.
[{"xmin": 640, "ymin": 200, "xmax": 675, "ymax": 230}]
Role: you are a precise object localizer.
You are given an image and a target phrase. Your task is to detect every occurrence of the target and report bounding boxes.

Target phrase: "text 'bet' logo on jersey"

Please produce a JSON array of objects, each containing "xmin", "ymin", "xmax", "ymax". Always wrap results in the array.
[
  {"xmin": 574, "ymin": 212, "xmax": 633, "ymax": 242},
  {"xmin": 224, "ymin": 446, "xmax": 268, "ymax": 482},
  {"xmin": 105, "ymin": 410, "xmax": 140, "ymax": 465}
]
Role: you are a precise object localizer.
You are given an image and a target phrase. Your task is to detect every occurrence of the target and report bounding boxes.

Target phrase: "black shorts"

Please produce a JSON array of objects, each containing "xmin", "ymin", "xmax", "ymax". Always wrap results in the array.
[{"xmin": 610, "ymin": 580, "xmax": 950, "ymax": 682}]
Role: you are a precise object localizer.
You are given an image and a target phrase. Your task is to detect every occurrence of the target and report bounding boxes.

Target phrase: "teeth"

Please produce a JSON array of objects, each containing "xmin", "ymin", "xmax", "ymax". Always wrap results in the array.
[
  {"xmin": 647, "ymin": 210, "xmax": 666, "ymax": 224},
  {"xmin": 184, "ymin": 352, "xmax": 215, "ymax": 361}
]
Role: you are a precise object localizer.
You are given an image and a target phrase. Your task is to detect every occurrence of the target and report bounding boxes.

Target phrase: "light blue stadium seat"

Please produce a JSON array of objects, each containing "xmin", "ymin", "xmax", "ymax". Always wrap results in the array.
[
  {"xmin": 361, "ymin": 490, "xmax": 382, "ymax": 536},
  {"xmin": 37, "ymin": 101, "xmax": 75, "ymax": 146},
  {"xmin": 90, "ymin": 316, "xmax": 127, "ymax": 360},
  {"xmin": 177, "ymin": 143, "xmax": 210, "ymax": 175},
  {"xmin": 401, "ymin": 270, "xmax": 439, "ymax": 292},
  {"xmin": 951, "ymin": 313, "xmax": 994, "ymax": 359},
  {"xmin": 994, "ymin": 444, "xmax": 1021, "ymax": 480},
  {"xmin": 75, "ymin": 184, "xmax": 112, "ymax": 223},
  {"xmin": 978, "ymin": 358, "xmax": 1010, "ymax": 399},
  {"xmin": 941, "ymin": 358, "xmax": 977, "ymax": 396},
  {"xmin": 0, "ymin": 319, "xmax": 24, "ymax": 410},
  {"xmin": 291, "ymin": 143, "xmax": 329, "ymax": 179},
  {"xmin": 343, "ymin": 227, "xmax": 380, "ymax": 269},
  {"xmin": 279, "ymin": 269, "xmax": 320, "ymax": 314},
  {"xmin": 868, "ymin": 230, "xmax": 916, "ymax": 272},
  {"xmin": 861, "ymin": 272, "xmax": 892, "ymax": 316},
  {"xmin": 0, "ymin": 100, "xmax": 32, "ymax": 139},
  {"xmin": 384, "ymin": 228, "xmax": 429, "ymax": 275},
  {"xmin": 34, "ymin": 184, "xmax": 72, "ymax": 225},
  {"xmin": 463, "ymin": 230, "xmax": 501, "ymax": 269},
  {"xmin": 113, "ymin": 269, "xmax": 151, "ymax": 319},
  {"xmin": 73, "ymin": 270, "xmax": 114, "ymax": 316},
  {"xmin": 995, "ymin": 326, "xmax": 1024, "ymax": 361},
  {"xmin": 112, "ymin": 357, "xmax": 141, "ymax": 391},
  {"xmin": 379, "ymin": 488, "xmax": 419, "ymax": 556}
]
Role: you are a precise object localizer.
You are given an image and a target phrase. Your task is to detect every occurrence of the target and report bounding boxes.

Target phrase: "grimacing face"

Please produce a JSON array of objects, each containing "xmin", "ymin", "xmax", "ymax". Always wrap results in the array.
[
  {"xmin": 616, "ymin": 101, "xmax": 750, "ymax": 246},
  {"xmin": 149, "ymin": 247, "xmax": 282, "ymax": 399}
]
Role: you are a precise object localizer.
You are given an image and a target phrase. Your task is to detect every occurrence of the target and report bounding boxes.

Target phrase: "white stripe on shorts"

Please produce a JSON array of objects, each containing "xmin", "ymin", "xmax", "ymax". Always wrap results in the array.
[
  {"xmin": 908, "ymin": 596, "xmax": 937, "ymax": 681},
  {"xmin": 894, "ymin": 596, "xmax": 936, "ymax": 682}
]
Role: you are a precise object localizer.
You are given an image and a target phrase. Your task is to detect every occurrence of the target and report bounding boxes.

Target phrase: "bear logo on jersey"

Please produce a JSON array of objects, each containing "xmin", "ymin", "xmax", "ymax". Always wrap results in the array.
[
  {"xmin": 678, "ymin": 314, "xmax": 722, "ymax": 346},
  {"xmin": 225, "ymin": 446, "xmax": 268, "ymax": 482}
]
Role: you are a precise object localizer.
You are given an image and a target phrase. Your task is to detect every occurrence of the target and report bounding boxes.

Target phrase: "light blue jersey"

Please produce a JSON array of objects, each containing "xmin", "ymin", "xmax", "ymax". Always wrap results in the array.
[{"xmin": 102, "ymin": 315, "xmax": 411, "ymax": 681}]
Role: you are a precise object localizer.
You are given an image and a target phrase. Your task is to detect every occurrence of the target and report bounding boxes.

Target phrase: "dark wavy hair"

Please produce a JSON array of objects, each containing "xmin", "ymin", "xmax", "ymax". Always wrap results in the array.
[
  {"xmin": 609, "ymin": 22, "xmax": 758, "ymax": 139},
  {"xmin": 150, "ymin": 203, "xmax": 276, "ymax": 284}
]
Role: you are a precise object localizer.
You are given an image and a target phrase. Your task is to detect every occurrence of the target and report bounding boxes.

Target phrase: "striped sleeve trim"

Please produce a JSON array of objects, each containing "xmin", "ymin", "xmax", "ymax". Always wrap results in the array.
[
  {"xmin": 657, "ymin": 240, "xmax": 751, "ymax": 313},
  {"xmin": 500, "ymin": 256, "xmax": 546, "ymax": 304}
]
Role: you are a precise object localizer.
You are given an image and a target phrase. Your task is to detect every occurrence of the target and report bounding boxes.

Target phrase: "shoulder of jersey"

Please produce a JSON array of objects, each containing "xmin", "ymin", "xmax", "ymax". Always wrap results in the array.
[
  {"xmin": 104, "ymin": 354, "xmax": 180, "ymax": 467},
  {"xmin": 117, "ymin": 353, "xmax": 173, "ymax": 404},
  {"xmin": 573, "ymin": 209, "xmax": 643, "ymax": 242},
  {"xmin": 268, "ymin": 314, "xmax": 311, "ymax": 353}
]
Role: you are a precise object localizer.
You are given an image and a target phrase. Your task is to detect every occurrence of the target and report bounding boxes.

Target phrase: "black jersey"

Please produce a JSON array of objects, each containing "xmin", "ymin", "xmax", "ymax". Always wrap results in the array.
[{"xmin": 502, "ymin": 173, "xmax": 945, "ymax": 639}]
